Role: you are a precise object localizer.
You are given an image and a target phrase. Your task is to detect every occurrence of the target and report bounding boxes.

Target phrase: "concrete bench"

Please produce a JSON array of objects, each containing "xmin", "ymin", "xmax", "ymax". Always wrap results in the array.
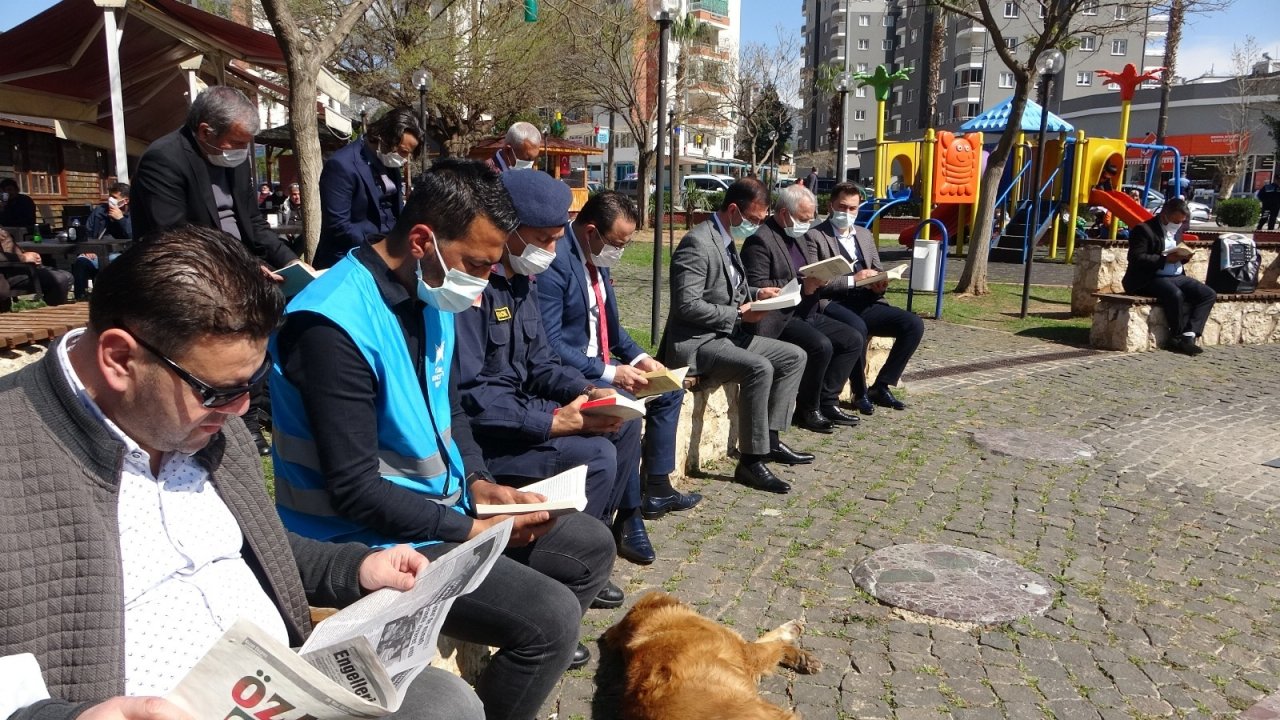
[
  {"xmin": 671, "ymin": 335, "xmax": 894, "ymax": 479},
  {"xmin": 1089, "ymin": 290, "xmax": 1280, "ymax": 351}
]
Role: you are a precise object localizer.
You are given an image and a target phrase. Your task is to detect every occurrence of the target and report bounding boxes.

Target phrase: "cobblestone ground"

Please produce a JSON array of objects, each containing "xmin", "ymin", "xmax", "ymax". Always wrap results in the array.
[{"xmin": 544, "ymin": 258, "xmax": 1280, "ymax": 719}]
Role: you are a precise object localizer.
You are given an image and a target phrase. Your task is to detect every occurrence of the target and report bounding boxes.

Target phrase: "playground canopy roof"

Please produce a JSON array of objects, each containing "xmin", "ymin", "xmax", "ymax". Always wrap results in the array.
[{"xmin": 959, "ymin": 97, "xmax": 1075, "ymax": 134}]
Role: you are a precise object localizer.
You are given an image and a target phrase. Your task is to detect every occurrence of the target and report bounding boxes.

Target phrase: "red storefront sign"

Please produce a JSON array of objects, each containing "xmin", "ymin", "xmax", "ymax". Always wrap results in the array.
[{"xmin": 1125, "ymin": 132, "xmax": 1249, "ymax": 167}]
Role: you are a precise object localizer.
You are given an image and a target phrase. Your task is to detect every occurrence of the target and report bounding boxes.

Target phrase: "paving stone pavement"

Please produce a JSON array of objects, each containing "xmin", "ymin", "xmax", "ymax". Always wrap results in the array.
[{"xmin": 540, "ymin": 307, "xmax": 1280, "ymax": 719}]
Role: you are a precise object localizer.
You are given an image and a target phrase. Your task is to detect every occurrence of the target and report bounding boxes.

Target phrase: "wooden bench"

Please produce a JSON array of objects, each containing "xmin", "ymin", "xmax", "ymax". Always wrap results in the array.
[
  {"xmin": 0, "ymin": 304, "xmax": 89, "ymax": 349},
  {"xmin": 1090, "ymin": 290, "xmax": 1280, "ymax": 351}
]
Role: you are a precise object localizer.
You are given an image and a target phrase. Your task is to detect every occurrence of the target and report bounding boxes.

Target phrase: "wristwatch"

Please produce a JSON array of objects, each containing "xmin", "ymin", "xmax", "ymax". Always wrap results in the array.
[{"xmin": 581, "ymin": 384, "xmax": 597, "ymax": 397}]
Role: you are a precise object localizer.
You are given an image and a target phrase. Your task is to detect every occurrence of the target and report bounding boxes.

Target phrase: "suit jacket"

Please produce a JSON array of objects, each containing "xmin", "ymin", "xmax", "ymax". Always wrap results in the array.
[
  {"xmin": 1122, "ymin": 216, "xmax": 1178, "ymax": 292},
  {"xmin": 806, "ymin": 219, "xmax": 886, "ymax": 310},
  {"xmin": 740, "ymin": 216, "xmax": 818, "ymax": 339},
  {"xmin": 664, "ymin": 216, "xmax": 758, "ymax": 374},
  {"xmin": 132, "ymin": 126, "xmax": 297, "ymax": 269},
  {"xmin": 537, "ymin": 223, "xmax": 646, "ymax": 379},
  {"xmin": 314, "ymin": 140, "xmax": 403, "ymax": 269}
]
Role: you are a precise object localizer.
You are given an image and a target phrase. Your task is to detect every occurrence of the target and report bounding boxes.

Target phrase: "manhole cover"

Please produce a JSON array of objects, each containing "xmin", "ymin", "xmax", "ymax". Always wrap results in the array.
[
  {"xmin": 852, "ymin": 544, "xmax": 1055, "ymax": 623},
  {"xmin": 971, "ymin": 429, "xmax": 1094, "ymax": 463}
]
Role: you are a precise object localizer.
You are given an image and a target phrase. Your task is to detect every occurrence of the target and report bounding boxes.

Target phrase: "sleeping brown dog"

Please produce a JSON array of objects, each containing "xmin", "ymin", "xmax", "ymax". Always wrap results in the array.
[{"xmin": 602, "ymin": 591, "xmax": 823, "ymax": 720}]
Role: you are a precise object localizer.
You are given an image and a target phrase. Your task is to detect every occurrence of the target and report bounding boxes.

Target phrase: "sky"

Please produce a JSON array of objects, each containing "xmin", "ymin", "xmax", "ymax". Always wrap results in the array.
[{"xmin": 3, "ymin": 0, "xmax": 1277, "ymax": 80}]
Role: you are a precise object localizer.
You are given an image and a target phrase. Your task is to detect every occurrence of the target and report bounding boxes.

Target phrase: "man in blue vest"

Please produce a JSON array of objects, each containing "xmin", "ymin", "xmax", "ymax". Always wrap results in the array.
[
  {"xmin": 269, "ymin": 159, "xmax": 614, "ymax": 719},
  {"xmin": 535, "ymin": 190, "xmax": 701, "ymax": 521},
  {"xmin": 454, "ymin": 171, "xmax": 648, "ymax": 609}
]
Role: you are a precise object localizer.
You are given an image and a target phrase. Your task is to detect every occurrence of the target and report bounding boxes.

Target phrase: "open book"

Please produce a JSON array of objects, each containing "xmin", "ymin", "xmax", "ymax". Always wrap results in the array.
[
  {"xmin": 575, "ymin": 394, "xmax": 647, "ymax": 420},
  {"xmin": 167, "ymin": 519, "xmax": 512, "ymax": 720},
  {"xmin": 633, "ymin": 366, "xmax": 689, "ymax": 398},
  {"xmin": 278, "ymin": 261, "xmax": 326, "ymax": 298},
  {"xmin": 798, "ymin": 255, "xmax": 854, "ymax": 284},
  {"xmin": 474, "ymin": 465, "xmax": 588, "ymax": 518},
  {"xmin": 1165, "ymin": 242, "xmax": 1195, "ymax": 260},
  {"xmin": 851, "ymin": 263, "xmax": 909, "ymax": 288},
  {"xmin": 748, "ymin": 278, "xmax": 802, "ymax": 311}
]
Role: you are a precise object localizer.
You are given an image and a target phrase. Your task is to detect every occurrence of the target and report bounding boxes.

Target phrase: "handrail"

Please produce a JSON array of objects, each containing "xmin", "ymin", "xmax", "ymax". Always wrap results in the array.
[
  {"xmin": 905, "ymin": 218, "xmax": 951, "ymax": 319},
  {"xmin": 857, "ymin": 196, "xmax": 912, "ymax": 229}
]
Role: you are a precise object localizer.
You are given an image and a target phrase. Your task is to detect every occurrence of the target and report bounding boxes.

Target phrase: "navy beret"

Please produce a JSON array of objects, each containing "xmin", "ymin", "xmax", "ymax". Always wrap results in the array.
[{"xmin": 501, "ymin": 169, "xmax": 572, "ymax": 228}]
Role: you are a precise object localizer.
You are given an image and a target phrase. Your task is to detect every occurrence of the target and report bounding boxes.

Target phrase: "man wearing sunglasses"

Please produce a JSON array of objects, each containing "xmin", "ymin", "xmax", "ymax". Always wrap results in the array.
[{"xmin": 0, "ymin": 225, "xmax": 483, "ymax": 720}]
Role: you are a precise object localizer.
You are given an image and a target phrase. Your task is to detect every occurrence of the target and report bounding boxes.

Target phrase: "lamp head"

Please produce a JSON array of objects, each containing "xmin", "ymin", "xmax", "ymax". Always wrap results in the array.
[
  {"xmin": 1036, "ymin": 49, "xmax": 1065, "ymax": 76},
  {"xmin": 836, "ymin": 70, "xmax": 851, "ymax": 92},
  {"xmin": 413, "ymin": 69, "xmax": 431, "ymax": 93},
  {"xmin": 648, "ymin": 0, "xmax": 678, "ymax": 20}
]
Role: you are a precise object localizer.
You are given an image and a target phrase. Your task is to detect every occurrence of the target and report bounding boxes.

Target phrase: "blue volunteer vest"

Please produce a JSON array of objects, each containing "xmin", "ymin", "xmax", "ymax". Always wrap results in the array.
[{"xmin": 268, "ymin": 254, "xmax": 468, "ymax": 547}]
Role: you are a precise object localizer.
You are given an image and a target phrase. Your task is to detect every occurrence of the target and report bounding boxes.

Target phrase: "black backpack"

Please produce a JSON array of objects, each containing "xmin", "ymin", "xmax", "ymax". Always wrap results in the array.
[{"xmin": 1206, "ymin": 233, "xmax": 1259, "ymax": 293}]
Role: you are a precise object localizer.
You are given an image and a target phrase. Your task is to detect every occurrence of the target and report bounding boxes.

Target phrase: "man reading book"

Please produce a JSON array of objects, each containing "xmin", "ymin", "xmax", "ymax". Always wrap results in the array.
[
  {"xmin": 1121, "ymin": 197, "xmax": 1215, "ymax": 355},
  {"xmin": 0, "ymin": 226, "xmax": 483, "ymax": 720},
  {"xmin": 536, "ymin": 191, "xmax": 702, "ymax": 525},
  {"xmin": 806, "ymin": 182, "xmax": 925, "ymax": 413}
]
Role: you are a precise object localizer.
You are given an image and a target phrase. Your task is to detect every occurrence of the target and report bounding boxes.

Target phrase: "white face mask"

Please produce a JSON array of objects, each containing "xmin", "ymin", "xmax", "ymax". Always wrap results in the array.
[
  {"xmin": 513, "ymin": 158, "xmax": 535, "ymax": 170},
  {"xmin": 507, "ymin": 231, "xmax": 556, "ymax": 275},
  {"xmin": 784, "ymin": 215, "xmax": 812, "ymax": 239},
  {"xmin": 590, "ymin": 235, "xmax": 625, "ymax": 268},
  {"xmin": 379, "ymin": 151, "xmax": 407, "ymax": 169},
  {"xmin": 0, "ymin": 192, "xmax": 8, "ymax": 202},
  {"xmin": 201, "ymin": 137, "xmax": 248, "ymax": 168},
  {"xmin": 417, "ymin": 232, "xmax": 489, "ymax": 313},
  {"xmin": 1163, "ymin": 222, "xmax": 1181, "ymax": 237},
  {"xmin": 829, "ymin": 210, "xmax": 854, "ymax": 230}
]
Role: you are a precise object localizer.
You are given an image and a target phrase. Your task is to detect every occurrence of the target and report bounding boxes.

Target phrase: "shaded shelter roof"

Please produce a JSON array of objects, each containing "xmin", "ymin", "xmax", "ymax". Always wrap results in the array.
[
  {"xmin": 256, "ymin": 123, "xmax": 351, "ymax": 152},
  {"xmin": 959, "ymin": 97, "xmax": 1075, "ymax": 134},
  {"xmin": 467, "ymin": 135, "xmax": 605, "ymax": 160},
  {"xmin": 0, "ymin": 0, "xmax": 286, "ymax": 148}
]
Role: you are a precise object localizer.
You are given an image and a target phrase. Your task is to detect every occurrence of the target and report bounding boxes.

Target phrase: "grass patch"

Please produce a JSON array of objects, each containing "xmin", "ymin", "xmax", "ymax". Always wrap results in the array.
[
  {"xmin": 884, "ymin": 282, "xmax": 1090, "ymax": 345},
  {"xmin": 618, "ymin": 240, "xmax": 672, "ymax": 270}
]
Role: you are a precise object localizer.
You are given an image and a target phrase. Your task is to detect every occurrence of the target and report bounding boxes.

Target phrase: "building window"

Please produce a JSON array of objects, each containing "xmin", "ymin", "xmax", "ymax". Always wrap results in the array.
[
  {"xmin": 882, "ymin": 14, "xmax": 893, "ymax": 26},
  {"xmin": 1114, "ymin": 4, "xmax": 1129, "ymax": 20},
  {"xmin": 1006, "ymin": 37, "xmax": 1018, "ymax": 50},
  {"xmin": 855, "ymin": 86, "xmax": 867, "ymax": 97},
  {"xmin": 1003, "ymin": 2, "xmax": 1019, "ymax": 18},
  {"xmin": 882, "ymin": 38, "xmax": 894, "ymax": 50},
  {"xmin": 956, "ymin": 68, "xmax": 984, "ymax": 86},
  {"xmin": 1111, "ymin": 38, "xmax": 1128, "ymax": 55},
  {"xmin": 906, "ymin": 88, "xmax": 915, "ymax": 102},
  {"xmin": 854, "ymin": 133, "xmax": 866, "ymax": 141},
  {"xmin": 1076, "ymin": 71, "xmax": 1092, "ymax": 85},
  {"xmin": 1082, "ymin": 0, "xmax": 1098, "ymax": 15},
  {"xmin": 1039, "ymin": 1, "xmax": 1046, "ymax": 17},
  {"xmin": 854, "ymin": 109, "xmax": 867, "ymax": 121},
  {"xmin": 857, "ymin": 62, "xmax": 870, "ymax": 73},
  {"xmin": 858, "ymin": 38, "xmax": 869, "ymax": 50},
  {"xmin": 904, "ymin": 118, "xmax": 914, "ymax": 132},
  {"xmin": 939, "ymin": 79, "xmax": 946, "ymax": 93},
  {"xmin": 1080, "ymin": 35, "xmax": 1097, "ymax": 51},
  {"xmin": 999, "ymin": 71, "xmax": 1015, "ymax": 88},
  {"xmin": 859, "ymin": 14, "xmax": 870, "ymax": 26},
  {"xmin": 720, "ymin": 137, "xmax": 730, "ymax": 152},
  {"xmin": 910, "ymin": 29, "xmax": 919, "ymax": 43}
]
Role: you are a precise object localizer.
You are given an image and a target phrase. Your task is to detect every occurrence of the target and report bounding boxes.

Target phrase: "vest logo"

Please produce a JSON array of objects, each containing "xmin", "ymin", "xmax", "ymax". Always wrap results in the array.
[{"xmin": 495, "ymin": 306, "xmax": 512, "ymax": 322}]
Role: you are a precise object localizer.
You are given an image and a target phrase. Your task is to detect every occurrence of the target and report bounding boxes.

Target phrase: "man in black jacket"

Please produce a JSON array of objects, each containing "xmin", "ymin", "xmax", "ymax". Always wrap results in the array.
[
  {"xmin": 741, "ymin": 184, "xmax": 864, "ymax": 433},
  {"xmin": 1122, "ymin": 198, "xmax": 1216, "ymax": 355},
  {"xmin": 0, "ymin": 225, "xmax": 482, "ymax": 720}
]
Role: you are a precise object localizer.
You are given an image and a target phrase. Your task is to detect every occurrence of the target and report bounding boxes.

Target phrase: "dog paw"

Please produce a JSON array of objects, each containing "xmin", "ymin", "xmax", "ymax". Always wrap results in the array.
[
  {"xmin": 774, "ymin": 620, "xmax": 803, "ymax": 642},
  {"xmin": 786, "ymin": 649, "xmax": 823, "ymax": 675}
]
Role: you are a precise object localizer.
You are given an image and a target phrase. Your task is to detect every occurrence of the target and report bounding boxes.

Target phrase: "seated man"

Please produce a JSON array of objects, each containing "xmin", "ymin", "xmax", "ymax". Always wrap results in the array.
[
  {"xmin": 741, "ymin": 184, "xmax": 864, "ymax": 434},
  {"xmin": 664, "ymin": 177, "xmax": 808, "ymax": 495},
  {"xmin": 271, "ymin": 159, "xmax": 614, "ymax": 719},
  {"xmin": 807, "ymin": 182, "xmax": 924, "ymax": 413},
  {"xmin": 1121, "ymin": 197, "xmax": 1215, "ymax": 356},
  {"xmin": 454, "ymin": 170, "xmax": 650, "ymax": 576},
  {"xmin": 73, "ymin": 182, "xmax": 132, "ymax": 299},
  {"xmin": 0, "ymin": 178, "xmax": 36, "ymax": 231},
  {"xmin": 536, "ymin": 190, "xmax": 702, "ymax": 521},
  {"xmin": 0, "ymin": 227, "xmax": 72, "ymax": 306},
  {"xmin": 0, "ymin": 225, "xmax": 482, "ymax": 719}
]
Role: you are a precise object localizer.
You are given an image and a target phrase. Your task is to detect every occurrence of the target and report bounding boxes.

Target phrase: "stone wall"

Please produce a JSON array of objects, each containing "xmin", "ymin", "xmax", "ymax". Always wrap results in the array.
[
  {"xmin": 0, "ymin": 343, "xmax": 48, "ymax": 377},
  {"xmin": 1072, "ymin": 238, "xmax": 1280, "ymax": 317},
  {"xmin": 1090, "ymin": 297, "xmax": 1280, "ymax": 351}
]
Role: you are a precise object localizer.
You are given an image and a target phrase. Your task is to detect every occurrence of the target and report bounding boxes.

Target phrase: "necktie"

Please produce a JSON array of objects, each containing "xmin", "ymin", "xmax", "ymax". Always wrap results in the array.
[{"xmin": 588, "ymin": 264, "xmax": 610, "ymax": 363}]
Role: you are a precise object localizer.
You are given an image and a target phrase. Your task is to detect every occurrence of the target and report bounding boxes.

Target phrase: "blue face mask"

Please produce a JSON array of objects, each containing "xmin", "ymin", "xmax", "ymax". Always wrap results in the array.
[
  {"xmin": 728, "ymin": 206, "xmax": 759, "ymax": 240},
  {"xmin": 829, "ymin": 211, "xmax": 854, "ymax": 230}
]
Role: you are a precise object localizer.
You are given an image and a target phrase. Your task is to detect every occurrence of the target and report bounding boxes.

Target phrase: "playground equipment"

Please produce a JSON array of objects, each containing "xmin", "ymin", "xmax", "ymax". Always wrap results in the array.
[{"xmin": 852, "ymin": 65, "xmax": 913, "ymax": 238}]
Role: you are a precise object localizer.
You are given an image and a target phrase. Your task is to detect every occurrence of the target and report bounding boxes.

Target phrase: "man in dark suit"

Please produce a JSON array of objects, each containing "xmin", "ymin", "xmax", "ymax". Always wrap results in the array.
[
  {"xmin": 664, "ymin": 177, "xmax": 807, "ymax": 494},
  {"xmin": 1122, "ymin": 198, "xmax": 1215, "ymax": 355},
  {"xmin": 131, "ymin": 86, "xmax": 300, "ymax": 271},
  {"xmin": 131, "ymin": 85, "xmax": 303, "ymax": 455},
  {"xmin": 807, "ymin": 183, "xmax": 924, "ymax": 413},
  {"xmin": 741, "ymin": 184, "xmax": 863, "ymax": 434},
  {"xmin": 537, "ymin": 191, "xmax": 701, "ymax": 522}
]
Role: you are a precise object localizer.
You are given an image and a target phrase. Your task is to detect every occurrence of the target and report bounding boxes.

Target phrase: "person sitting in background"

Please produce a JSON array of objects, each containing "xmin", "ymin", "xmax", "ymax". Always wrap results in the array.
[
  {"xmin": 492, "ymin": 122, "xmax": 543, "ymax": 172},
  {"xmin": 314, "ymin": 108, "xmax": 422, "ymax": 269},
  {"xmin": 0, "ymin": 178, "xmax": 37, "ymax": 231},
  {"xmin": 0, "ymin": 227, "xmax": 72, "ymax": 306},
  {"xmin": 1122, "ymin": 198, "xmax": 1215, "ymax": 356},
  {"xmin": 257, "ymin": 181, "xmax": 273, "ymax": 206},
  {"xmin": 73, "ymin": 183, "xmax": 133, "ymax": 300},
  {"xmin": 1095, "ymin": 163, "xmax": 1119, "ymax": 192},
  {"xmin": 282, "ymin": 182, "xmax": 304, "ymax": 226}
]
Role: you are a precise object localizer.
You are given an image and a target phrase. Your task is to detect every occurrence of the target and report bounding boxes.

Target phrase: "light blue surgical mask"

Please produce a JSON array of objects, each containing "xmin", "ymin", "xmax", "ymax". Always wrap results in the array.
[
  {"xmin": 784, "ymin": 216, "xmax": 811, "ymax": 239},
  {"xmin": 728, "ymin": 207, "xmax": 758, "ymax": 240},
  {"xmin": 418, "ymin": 231, "xmax": 489, "ymax": 313},
  {"xmin": 829, "ymin": 210, "xmax": 854, "ymax": 230}
]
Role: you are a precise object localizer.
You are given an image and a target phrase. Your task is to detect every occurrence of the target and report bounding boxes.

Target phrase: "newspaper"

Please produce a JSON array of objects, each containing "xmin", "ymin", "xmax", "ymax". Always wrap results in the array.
[{"xmin": 167, "ymin": 519, "xmax": 513, "ymax": 720}]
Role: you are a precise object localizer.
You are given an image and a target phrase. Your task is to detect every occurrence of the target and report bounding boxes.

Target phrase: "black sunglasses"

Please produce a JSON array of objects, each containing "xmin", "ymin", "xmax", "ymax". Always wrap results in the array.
[{"xmin": 127, "ymin": 330, "xmax": 270, "ymax": 408}]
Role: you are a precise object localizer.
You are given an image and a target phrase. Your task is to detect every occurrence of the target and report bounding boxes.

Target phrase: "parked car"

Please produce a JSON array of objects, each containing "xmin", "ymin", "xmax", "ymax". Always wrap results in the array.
[
  {"xmin": 682, "ymin": 173, "xmax": 734, "ymax": 193},
  {"xmin": 1121, "ymin": 184, "xmax": 1164, "ymax": 210}
]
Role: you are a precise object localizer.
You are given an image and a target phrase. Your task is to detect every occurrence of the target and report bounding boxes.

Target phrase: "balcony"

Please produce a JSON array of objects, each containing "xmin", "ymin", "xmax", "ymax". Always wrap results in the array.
[
  {"xmin": 690, "ymin": 0, "xmax": 730, "ymax": 26},
  {"xmin": 689, "ymin": 41, "xmax": 732, "ymax": 59}
]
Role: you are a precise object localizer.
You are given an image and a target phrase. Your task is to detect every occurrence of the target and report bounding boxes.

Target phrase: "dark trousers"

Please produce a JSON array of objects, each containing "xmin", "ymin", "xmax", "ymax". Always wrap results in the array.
[
  {"xmin": 393, "ymin": 668, "xmax": 485, "ymax": 720},
  {"xmin": 822, "ymin": 299, "xmax": 925, "ymax": 392},
  {"xmin": 7, "ymin": 266, "xmax": 71, "ymax": 306},
  {"xmin": 482, "ymin": 415, "xmax": 642, "ymax": 521},
  {"xmin": 1258, "ymin": 205, "xmax": 1280, "ymax": 231},
  {"xmin": 423, "ymin": 512, "xmax": 614, "ymax": 720},
  {"xmin": 638, "ymin": 386, "xmax": 683, "ymax": 478},
  {"xmin": 777, "ymin": 313, "xmax": 865, "ymax": 411},
  {"xmin": 1131, "ymin": 274, "xmax": 1216, "ymax": 336}
]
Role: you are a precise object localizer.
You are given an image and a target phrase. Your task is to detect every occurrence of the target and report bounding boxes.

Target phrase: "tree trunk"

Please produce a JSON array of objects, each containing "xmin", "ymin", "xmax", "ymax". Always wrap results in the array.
[
  {"xmin": 636, "ymin": 148, "xmax": 652, "ymax": 230},
  {"xmin": 923, "ymin": 8, "xmax": 946, "ymax": 129},
  {"xmin": 954, "ymin": 86, "xmax": 1028, "ymax": 296},
  {"xmin": 1156, "ymin": 0, "xmax": 1184, "ymax": 144},
  {"xmin": 288, "ymin": 72, "xmax": 322, "ymax": 260}
]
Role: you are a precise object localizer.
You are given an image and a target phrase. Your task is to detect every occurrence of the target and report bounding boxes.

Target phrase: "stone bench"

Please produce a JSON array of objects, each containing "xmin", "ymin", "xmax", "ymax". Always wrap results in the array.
[
  {"xmin": 671, "ymin": 335, "xmax": 894, "ymax": 478},
  {"xmin": 1089, "ymin": 290, "xmax": 1280, "ymax": 351}
]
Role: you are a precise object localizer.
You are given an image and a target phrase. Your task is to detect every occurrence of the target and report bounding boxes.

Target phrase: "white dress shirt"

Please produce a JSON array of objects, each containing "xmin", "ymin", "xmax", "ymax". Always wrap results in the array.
[
  {"xmin": 566, "ymin": 225, "xmax": 647, "ymax": 383},
  {"xmin": 56, "ymin": 330, "xmax": 290, "ymax": 696}
]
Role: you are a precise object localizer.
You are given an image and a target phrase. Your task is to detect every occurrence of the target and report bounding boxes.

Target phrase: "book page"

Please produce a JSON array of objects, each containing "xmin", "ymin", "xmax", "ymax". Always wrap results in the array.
[
  {"xmin": 748, "ymin": 278, "xmax": 802, "ymax": 311},
  {"xmin": 634, "ymin": 366, "xmax": 689, "ymax": 398},
  {"xmin": 474, "ymin": 465, "xmax": 588, "ymax": 517},
  {"xmin": 798, "ymin": 256, "xmax": 853, "ymax": 283},
  {"xmin": 578, "ymin": 395, "xmax": 647, "ymax": 420}
]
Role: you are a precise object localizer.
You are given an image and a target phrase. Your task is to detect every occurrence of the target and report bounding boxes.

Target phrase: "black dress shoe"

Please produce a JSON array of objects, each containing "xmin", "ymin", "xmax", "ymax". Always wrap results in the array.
[
  {"xmin": 793, "ymin": 409, "xmax": 835, "ymax": 434},
  {"xmin": 614, "ymin": 515, "xmax": 656, "ymax": 565},
  {"xmin": 767, "ymin": 441, "xmax": 814, "ymax": 465},
  {"xmin": 821, "ymin": 405, "xmax": 861, "ymax": 426},
  {"xmin": 851, "ymin": 395, "xmax": 876, "ymax": 415},
  {"xmin": 1168, "ymin": 335, "xmax": 1203, "ymax": 356},
  {"xmin": 590, "ymin": 580, "xmax": 625, "ymax": 609},
  {"xmin": 641, "ymin": 490, "xmax": 703, "ymax": 520},
  {"xmin": 569, "ymin": 642, "xmax": 591, "ymax": 670},
  {"xmin": 252, "ymin": 431, "xmax": 271, "ymax": 456},
  {"xmin": 734, "ymin": 460, "xmax": 791, "ymax": 494},
  {"xmin": 867, "ymin": 385, "xmax": 906, "ymax": 410}
]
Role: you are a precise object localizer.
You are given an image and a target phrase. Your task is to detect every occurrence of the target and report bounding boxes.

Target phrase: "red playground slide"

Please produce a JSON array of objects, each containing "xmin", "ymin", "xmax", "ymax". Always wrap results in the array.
[
  {"xmin": 898, "ymin": 204, "xmax": 961, "ymax": 247},
  {"xmin": 1088, "ymin": 188, "xmax": 1197, "ymax": 240}
]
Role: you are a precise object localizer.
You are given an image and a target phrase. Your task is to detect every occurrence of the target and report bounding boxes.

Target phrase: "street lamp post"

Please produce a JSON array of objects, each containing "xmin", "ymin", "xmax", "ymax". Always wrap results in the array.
[
  {"xmin": 1021, "ymin": 48, "xmax": 1065, "ymax": 319},
  {"xmin": 649, "ymin": 0, "xmax": 677, "ymax": 344},
  {"xmin": 413, "ymin": 69, "xmax": 431, "ymax": 136},
  {"xmin": 835, "ymin": 72, "xmax": 850, "ymax": 184}
]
